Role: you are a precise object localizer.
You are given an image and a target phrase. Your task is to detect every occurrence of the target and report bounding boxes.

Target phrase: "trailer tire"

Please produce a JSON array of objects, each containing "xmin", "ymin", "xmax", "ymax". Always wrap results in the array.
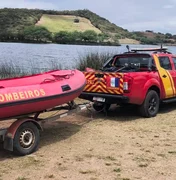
[
  {"xmin": 139, "ymin": 90, "xmax": 159, "ymax": 118},
  {"xmin": 13, "ymin": 122, "xmax": 40, "ymax": 156}
]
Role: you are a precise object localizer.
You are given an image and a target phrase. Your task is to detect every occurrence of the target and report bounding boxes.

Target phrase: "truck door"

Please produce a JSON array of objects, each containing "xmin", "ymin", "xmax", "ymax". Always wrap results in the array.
[
  {"xmin": 171, "ymin": 56, "xmax": 176, "ymax": 89},
  {"xmin": 155, "ymin": 55, "xmax": 176, "ymax": 98}
]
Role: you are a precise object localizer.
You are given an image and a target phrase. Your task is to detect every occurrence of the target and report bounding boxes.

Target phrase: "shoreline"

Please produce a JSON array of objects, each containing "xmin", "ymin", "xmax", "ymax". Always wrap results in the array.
[
  {"xmin": 1, "ymin": 41, "xmax": 176, "ymax": 47},
  {"xmin": 0, "ymin": 40, "xmax": 121, "ymax": 46}
]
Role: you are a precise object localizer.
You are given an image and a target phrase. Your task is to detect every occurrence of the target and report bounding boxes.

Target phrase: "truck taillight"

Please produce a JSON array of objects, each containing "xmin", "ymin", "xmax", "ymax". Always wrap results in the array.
[{"xmin": 123, "ymin": 75, "xmax": 133, "ymax": 93}]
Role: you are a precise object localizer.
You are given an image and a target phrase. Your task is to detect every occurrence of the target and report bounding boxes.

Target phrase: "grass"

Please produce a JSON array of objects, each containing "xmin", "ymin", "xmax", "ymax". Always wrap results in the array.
[
  {"xmin": 20, "ymin": 156, "xmax": 41, "ymax": 169},
  {"xmin": 45, "ymin": 174, "xmax": 55, "ymax": 179},
  {"xmin": 84, "ymin": 154, "xmax": 94, "ymax": 158},
  {"xmin": 168, "ymin": 151, "xmax": 176, "ymax": 154},
  {"xmin": 36, "ymin": 14, "xmax": 101, "ymax": 33},
  {"xmin": 57, "ymin": 163, "xmax": 68, "ymax": 171},
  {"xmin": 76, "ymin": 51, "xmax": 114, "ymax": 71},
  {"xmin": 16, "ymin": 177, "xmax": 29, "ymax": 180},
  {"xmin": 0, "ymin": 51, "xmax": 114, "ymax": 78},
  {"xmin": 79, "ymin": 170, "xmax": 96, "ymax": 174},
  {"xmin": 75, "ymin": 156, "xmax": 84, "ymax": 162},
  {"xmin": 0, "ymin": 62, "xmax": 26, "ymax": 79},
  {"xmin": 105, "ymin": 162, "xmax": 111, "ymax": 166},
  {"xmin": 97, "ymin": 155, "xmax": 117, "ymax": 161},
  {"xmin": 139, "ymin": 163, "xmax": 148, "ymax": 167},
  {"xmin": 138, "ymin": 163, "xmax": 148, "ymax": 167},
  {"xmin": 157, "ymin": 153, "xmax": 166, "ymax": 158},
  {"xmin": 0, "ymin": 60, "xmax": 62, "ymax": 79},
  {"xmin": 105, "ymin": 156, "xmax": 116, "ymax": 161},
  {"xmin": 113, "ymin": 168, "xmax": 121, "ymax": 173}
]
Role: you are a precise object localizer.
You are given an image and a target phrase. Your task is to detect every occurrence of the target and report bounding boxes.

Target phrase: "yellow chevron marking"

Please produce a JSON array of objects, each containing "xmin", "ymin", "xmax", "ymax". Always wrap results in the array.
[{"xmin": 84, "ymin": 72, "xmax": 123, "ymax": 95}]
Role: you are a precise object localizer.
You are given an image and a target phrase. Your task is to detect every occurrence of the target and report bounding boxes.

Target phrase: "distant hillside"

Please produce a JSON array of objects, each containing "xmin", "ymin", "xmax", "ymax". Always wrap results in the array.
[
  {"xmin": 0, "ymin": 8, "xmax": 176, "ymax": 45},
  {"xmin": 0, "ymin": 8, "xmax": 42, "ymax": 33},
  {"xmin": 129, "ymin": 30, "xmax": 176, "ymax": 45},
  {"xmin": 36, "ymin": 14, "xmax": 101, "ymax": 33},
  {"xmin": 0, "ymin": 8, "xmax": 132, "ymax": 44}
]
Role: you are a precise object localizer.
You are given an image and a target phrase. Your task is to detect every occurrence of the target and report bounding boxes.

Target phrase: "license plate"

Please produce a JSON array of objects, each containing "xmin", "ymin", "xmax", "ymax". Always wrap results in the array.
[{"xmin": 93, "ymin": 97, "xmax": 105, "ymax": 102}]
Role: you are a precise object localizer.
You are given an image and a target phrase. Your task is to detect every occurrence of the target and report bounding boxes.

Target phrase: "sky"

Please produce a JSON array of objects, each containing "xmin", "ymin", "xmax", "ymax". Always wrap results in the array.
[{"xmin": 1, "ymin": 0, "xmax": 176, "ymax": 34}]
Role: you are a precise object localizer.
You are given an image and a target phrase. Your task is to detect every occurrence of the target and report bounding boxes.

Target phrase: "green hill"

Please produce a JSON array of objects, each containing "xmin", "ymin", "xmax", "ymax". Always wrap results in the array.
[
  {"xmin": 0, "ymin": 8, "xmax": 131, "ymax": 43},
  {"xmin": 0, "ymin": 8, "xmax": 175, "ymax": 45}
]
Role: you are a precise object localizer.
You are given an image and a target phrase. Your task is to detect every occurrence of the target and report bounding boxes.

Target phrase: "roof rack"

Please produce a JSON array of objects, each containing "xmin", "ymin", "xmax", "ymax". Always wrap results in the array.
[
  {"xmin": 130, "ymin": 47, "xmax": 168, "ymax": 53},
  {"xmin": 125, "ymin": 45, "xmax": 172, "ymax": 54}
]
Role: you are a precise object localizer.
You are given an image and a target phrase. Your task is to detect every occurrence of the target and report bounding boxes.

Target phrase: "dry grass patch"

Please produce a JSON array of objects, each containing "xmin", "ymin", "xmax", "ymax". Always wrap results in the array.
[
  {"xmin": 168, "ymin": 151, "xmax": 176, "ymax": 154},
  {"xmin": 44, "ymin": 174, "xmax": 55, "ymax": 179},
  {"xmin": 16, "ymin": 177, "xmax": 29, "ymax": 180},
  {"xmin": 97, "ymin": 155, "xmax": 117, "ymax": 161},
  {"xmin": 57, "ymin": 163, "xmax": 68, "ymax": 171},
  {"xmin": 20, "ymin": 156, "xmax": 41, "ymax": 169},
  {"xmin": 79, "ymin": 170, "xmax": 96, "ymax": 174},
  {"xmin": 84, "ymin": 154, "xmax": 94, "ymax": 158},
  {"xmin": 36, "ymin": 14, "xmax": 101, "ymax": 33},
  {"xmin": 75, "ymin": 156, "xmax": 84, "ymax": 162},
  {"xmin": 138, "ymin": 163, "xmax": 148, "ymax": 168},
  {"xmin": 113, "ymin": 168, "xmax": 121, "ymax": 173}
]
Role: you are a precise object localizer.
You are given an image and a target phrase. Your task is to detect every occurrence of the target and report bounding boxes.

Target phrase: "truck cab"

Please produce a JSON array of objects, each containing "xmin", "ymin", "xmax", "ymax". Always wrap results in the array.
[{"xmin": 79, "ymin": 47, "xmax": 176, "ymax": 117}]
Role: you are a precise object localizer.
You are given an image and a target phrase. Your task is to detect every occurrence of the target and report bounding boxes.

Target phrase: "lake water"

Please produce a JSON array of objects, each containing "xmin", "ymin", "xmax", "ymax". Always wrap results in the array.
[{"xmin": 0, "ymin": 42, "xmax": 176, "ymax": 71}]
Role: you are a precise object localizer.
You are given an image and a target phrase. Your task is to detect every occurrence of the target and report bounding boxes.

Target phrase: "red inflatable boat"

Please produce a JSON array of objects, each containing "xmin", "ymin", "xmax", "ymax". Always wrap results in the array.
[{"xmin": 0, "ymin": 69, "xmax": 86, "ymax": 120}]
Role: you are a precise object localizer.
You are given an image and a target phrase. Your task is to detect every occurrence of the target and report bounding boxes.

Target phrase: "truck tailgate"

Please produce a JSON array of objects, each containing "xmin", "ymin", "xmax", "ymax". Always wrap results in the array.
[{"xmin": 83, "ymin": 71, "xmax": 124, "ymax": 94}]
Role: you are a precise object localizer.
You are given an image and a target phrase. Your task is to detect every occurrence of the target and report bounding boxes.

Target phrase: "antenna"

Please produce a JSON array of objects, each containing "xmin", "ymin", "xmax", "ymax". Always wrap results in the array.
[{"xmin": 126, "ymin": 45, "xmax": 130, "ymax": 52}]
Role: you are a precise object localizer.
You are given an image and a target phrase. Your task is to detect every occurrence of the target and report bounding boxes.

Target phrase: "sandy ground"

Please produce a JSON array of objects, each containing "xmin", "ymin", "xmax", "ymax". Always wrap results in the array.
[{"xmin": 1, "ymin": 102, "xmax": 176, "ymax": 180}]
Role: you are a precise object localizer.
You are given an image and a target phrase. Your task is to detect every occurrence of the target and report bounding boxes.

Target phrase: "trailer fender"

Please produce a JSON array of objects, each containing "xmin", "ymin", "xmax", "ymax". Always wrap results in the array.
[{"xmin": 3, "ymin": 119, "xmax": 42, "ymax": 152}]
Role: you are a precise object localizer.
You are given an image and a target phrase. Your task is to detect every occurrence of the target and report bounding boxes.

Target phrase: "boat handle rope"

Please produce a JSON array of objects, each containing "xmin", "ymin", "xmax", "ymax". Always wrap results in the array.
[
  {"xmin": 41, "ymin": 70, "xmax": 76, "ymax": 83},
  {"xmin": 51, "ymin": 70, "xmax": 75, "ymax": 79},
  {"xmin": 41, "ymin": 78, "xmax": 56, "ymax": 84},
  {"xmin": 52, "ymin": 74, "xmax": 70, "ymax": 79}
]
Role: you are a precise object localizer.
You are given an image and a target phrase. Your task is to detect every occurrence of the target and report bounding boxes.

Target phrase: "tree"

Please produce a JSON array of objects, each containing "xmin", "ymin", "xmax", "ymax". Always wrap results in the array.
[
  {"xmin": 53, "ymin": 31, "xmax": 72, "ymax": 43},
  {"xmin": 97, "ymin": 33, "xmax": 109, "ymax": 42},
  {"xmin": 165, "ymin": 33, "xmax": 172, "ymax": 39},
  {"xmin": 81, "ymin": 30, "xmax": 97, "ymax": 42},
  {"xmin": 72, "ymin": 31, "xmax": 83, "ymax": 42},
  {"xmin": 172, "ymin": 34, "xmax": 176, "ymax": 40},
  {"xmin": 23, "ymin": 26, "xmax": 51, "ymax": 42}
]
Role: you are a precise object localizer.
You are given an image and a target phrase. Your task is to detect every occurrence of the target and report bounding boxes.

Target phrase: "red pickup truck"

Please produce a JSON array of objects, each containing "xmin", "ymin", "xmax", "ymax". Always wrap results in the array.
[{"xmin": 79, "ymin": 47, "xmax": 176, "ymax": 117}]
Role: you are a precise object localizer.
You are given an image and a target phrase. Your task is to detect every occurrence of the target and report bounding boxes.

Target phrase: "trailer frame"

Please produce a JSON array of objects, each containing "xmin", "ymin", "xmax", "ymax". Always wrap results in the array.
[{"xmin": 0, "ymin": 101, "xmax": 92, "ymax": 156}]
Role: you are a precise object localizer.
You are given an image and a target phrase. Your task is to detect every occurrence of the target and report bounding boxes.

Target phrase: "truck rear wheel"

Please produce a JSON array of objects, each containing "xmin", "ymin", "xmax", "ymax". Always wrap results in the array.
[
  {"xmin": 13, "ymin": 122, "xmax": 40, "ymax": 156},
  {"xmin": 139, "ymin": 90, "xmax": 159, "ymax": 118}
]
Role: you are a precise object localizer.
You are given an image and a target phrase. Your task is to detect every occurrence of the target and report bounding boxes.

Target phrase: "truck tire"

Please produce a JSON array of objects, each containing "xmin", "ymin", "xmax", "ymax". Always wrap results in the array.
[
  {"xmin": 93, "ymin": 103, "xmax": 111, "ymax": 112},
  {"xmin": 139, "ymin": 90, "xmax": 159, "ymax": 118},
  {"xmin": 13, "ymin": 122, "xmax": 40, "ymax": 156}
]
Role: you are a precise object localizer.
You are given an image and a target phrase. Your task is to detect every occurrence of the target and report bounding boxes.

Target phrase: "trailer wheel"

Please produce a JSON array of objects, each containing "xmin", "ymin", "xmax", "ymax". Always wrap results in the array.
[
  {"xmin": 139, "ymin": 90, "xmax": 159, "ymax": 118},
  {"xmin": 13, "ymin": 122, "xmax": 40, "ymax": 156},
  {"xmin": 93, "ymin": 103, "xmax": 111, "ymax": 112}
]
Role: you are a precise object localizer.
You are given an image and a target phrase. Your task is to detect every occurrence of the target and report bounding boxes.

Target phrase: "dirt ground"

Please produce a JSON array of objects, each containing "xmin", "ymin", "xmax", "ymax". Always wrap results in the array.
[{"xmin": 1, "ymin": 102, "xmax": 176, "ymax": 180}]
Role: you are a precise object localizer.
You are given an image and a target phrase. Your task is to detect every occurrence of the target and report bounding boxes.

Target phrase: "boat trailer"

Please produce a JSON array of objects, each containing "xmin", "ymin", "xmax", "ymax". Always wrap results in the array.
[{"xmin": 0, "ymin": 101, "xmax": 92, "ymax": 156}]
